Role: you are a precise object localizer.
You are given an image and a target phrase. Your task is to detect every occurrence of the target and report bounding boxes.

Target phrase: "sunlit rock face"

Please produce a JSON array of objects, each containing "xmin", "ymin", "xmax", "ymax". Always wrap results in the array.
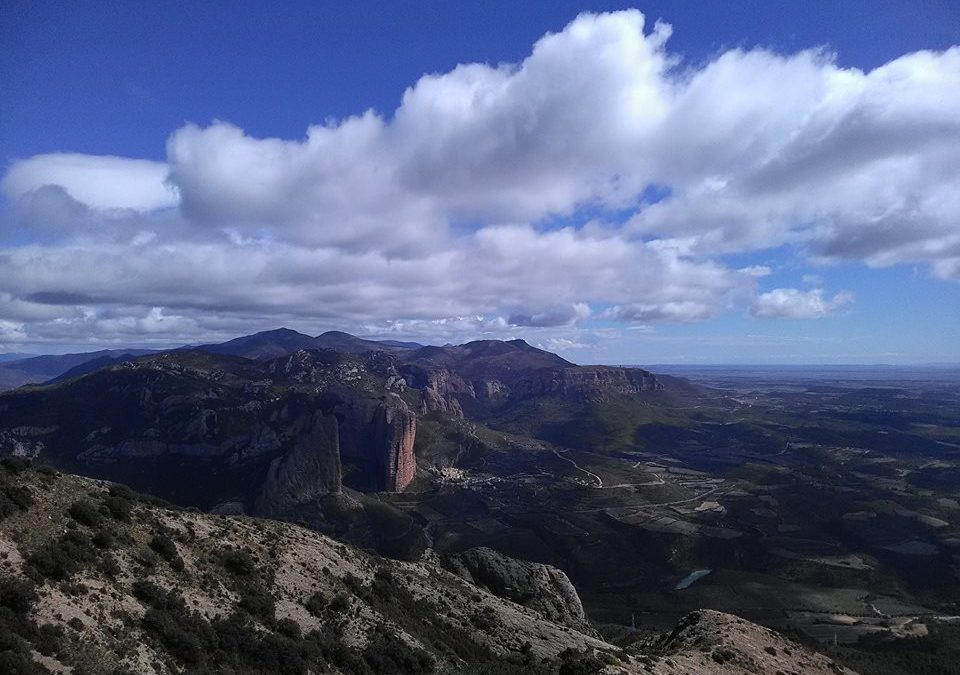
[{"xmin": 374, "ymin": 394, "xmax": 417, "ymax": 492}]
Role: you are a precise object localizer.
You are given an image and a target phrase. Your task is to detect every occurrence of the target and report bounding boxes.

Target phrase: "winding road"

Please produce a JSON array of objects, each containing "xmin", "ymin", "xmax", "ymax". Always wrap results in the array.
[{"xmin": 552, "ymin": 449, "xmax": 603, "ymax": 487}]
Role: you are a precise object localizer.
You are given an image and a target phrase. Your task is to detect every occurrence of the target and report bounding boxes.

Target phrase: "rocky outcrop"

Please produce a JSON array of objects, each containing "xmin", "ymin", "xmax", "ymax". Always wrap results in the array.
[
  {"xmin": 401, "ymin": 339, "xmax": 663, "ymax": 410},
  {"xmin": 255, "ymin": 411, "xmax": 342, "ymax": 516},
  {"xmin": 411, "ymin": 363, "xmax": 662, "ymax": 414},
  {"xmin": 414, "ymin": 369, "xmax": 471, "ymax": 416},
  {"xmin": 372, "ymin": 394, "xmax": 417, "ymax": 491},
  {"xmin": 559, "ymin": 366, "xmax": 662, "ymax": 396},
  {"xmin": 420, "ymin": 385, "xmax": 464, "ymax": 416},
  {"xmin": 445, "ymin": 547, "xmax": 594, "ymax": 634},
  {"xmin": 635, "ymin": 609, "xmax": 858, "ymax": 674},
  {"xmin": 336, "ymin": 392, "xmax": 417, "ymax": 492}
]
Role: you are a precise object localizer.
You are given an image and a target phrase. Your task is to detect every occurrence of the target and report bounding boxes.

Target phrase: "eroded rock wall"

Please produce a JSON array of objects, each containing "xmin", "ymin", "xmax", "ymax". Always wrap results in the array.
[
  {"xmin": 373, "ymin": 393, "xmax": 417, "ymax": 491},
  {"xmin": 337, "ymin": 392, "xmax": 417, "ymax": 492},
  {"xmin": 411, "ymin": 364, "xmax": 662, "ymax": 414},
  {"xmin": 255, "ymin": 411, "xmax": 342, "ymax": 516}
]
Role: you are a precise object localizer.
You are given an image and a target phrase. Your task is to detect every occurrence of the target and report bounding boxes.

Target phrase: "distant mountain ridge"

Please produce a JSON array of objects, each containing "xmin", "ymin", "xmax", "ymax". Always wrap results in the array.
[
  {"xmin": 0, "ymin": 328, "xmax": 424, "ymax": 392},
  {"xmin": 0, "ymin": 348, "xmax": 157, "ymax": 391},
  {"xmin": 196, "ymin": 327, "xmax": 425, "ymax": 360},
  {"xmin": 0, "ymin": 327, "xmax": 674, "ymax": 400}
]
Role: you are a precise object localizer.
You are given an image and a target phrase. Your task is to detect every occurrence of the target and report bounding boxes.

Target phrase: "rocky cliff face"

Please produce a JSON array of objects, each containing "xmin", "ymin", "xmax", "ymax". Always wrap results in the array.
[
  {"xmin": 445, "ymin": 547, "xmax": 594, "ymax": 635},
  {"xmin": 334, "ymin": 392, "xmax": 417, "ymax": 493},
  {"xmin": 372, "ymin": 394, "xmax": 417, "ymax": 491},
  {"xmin": 408, "ymin": 362, "xmax": 663, "ymax": 415},
  {"xmin": 0, "ymin": 349, "xmax": 418, "ymax": 518},
  {"xmin": 554, "ymin": 366, "xmax": 663, "ymax": 397},
  {"xmin": 255, "ymin": 411, "xmax": 342, "ymax": 516}
]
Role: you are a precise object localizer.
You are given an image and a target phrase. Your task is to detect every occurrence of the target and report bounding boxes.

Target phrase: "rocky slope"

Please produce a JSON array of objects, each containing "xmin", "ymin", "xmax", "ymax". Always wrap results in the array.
[
  {"xmin": 444, "ymin": 546, "xmax": 595, "ymax": 635},
  {"xmin": 0, "ymin": 460, "xmax": 856, "ymax": 675},
  {"xmin": 632, "ymin": 609, "xmax": 858, "ymax": 674}
]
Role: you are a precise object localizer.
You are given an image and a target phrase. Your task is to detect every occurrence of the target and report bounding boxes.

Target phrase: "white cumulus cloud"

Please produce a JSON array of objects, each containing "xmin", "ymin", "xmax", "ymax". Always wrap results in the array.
[
  {"xmin": 2, "ymin": 154, "xmax": 177, "ymax": 212},
  {"xmin": 751, "ymin": 288, "xmax": 855, "ymax": 319}
]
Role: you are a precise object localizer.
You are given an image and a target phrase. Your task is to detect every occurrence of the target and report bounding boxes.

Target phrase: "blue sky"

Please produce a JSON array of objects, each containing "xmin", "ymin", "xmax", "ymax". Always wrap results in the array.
[
  {"xmin": 3, "ymin": 1, "xmax": 957, "ymax": 159},
  {"xmin": 1, "ymin": 1, "xmax": 959, "ymax": 363}
]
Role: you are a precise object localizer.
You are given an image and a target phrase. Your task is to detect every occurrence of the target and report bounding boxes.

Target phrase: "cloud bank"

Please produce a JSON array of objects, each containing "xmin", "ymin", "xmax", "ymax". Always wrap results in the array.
[{"xmin": 1, "ymin": 10, "xmax": 958, "ymax": 350}]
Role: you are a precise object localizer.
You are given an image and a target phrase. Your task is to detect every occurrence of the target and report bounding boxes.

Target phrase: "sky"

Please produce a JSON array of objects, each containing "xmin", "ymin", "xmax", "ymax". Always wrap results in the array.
[{"xmin": 1, "ymin": 1, "xmax": 959, "ymax": 364}]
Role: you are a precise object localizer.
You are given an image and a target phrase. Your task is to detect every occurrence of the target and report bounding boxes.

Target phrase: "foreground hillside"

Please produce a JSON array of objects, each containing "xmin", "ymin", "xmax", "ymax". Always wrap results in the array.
[{"xmin": 0, "ymin": 459, "xmax": 854, "ymax": 674}]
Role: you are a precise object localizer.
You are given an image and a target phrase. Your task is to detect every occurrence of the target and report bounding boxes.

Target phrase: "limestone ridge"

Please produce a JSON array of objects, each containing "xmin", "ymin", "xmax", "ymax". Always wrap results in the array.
[
  {"xmin": 633, "ymin": 609, "xmax": 858, "ymax": 674},
  {"xmin": 401, "ymin": 339, "xmax": 664, "ymax": 416}
]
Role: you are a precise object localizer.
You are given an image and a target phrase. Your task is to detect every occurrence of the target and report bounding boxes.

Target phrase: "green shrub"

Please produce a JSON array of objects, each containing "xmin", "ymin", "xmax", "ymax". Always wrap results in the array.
[
  {"xmin": 99, "ymin": 553, "xmax": 121, "ymax": 577},
  {"xmin": 0, "ymin": 578, "xmax": 37, "ymax": 614},
  {"xmin": 27, "ymin": 531, "xmax": 97, "ymax": 581},
  {"xmin": 148, "ymin": 533, "xmax": 183, "ymax": 570},
  {"xmin": 142, "ymin": 607, "xmax": 211, "ymax": 665},
  {"xmin": 238, "ymin": 585, "xmax": 275, "ymax": 621},
  {"xmin": 92, "ymin": 529, "xmax": 115, "ymax": 549},
  {"xmin": 68, "ymin": 499, "xmax": 102, "ymax": 527},
  {"xmin": 0, "ymin": 482, "xmax": 33, "ymax": 521},
  {"xmin": 219, "ymin": 548, "xmax": 257, "ymax": 576},
  {"xmin": 107, "ymin": 483, "xmax": 137, "ymax": 500},
  {"xmin": 32, "ymin": 623, "xmax": 63, "ymax": 656},
  {"xmin": 304, "ymin": 591, "xmax": 326, "ymax": 617},
  {"xmin": 0, "ymin": 650, "xmax": 50, "ymax": 674},
  {"xmin": 103, "ymin": 496, "xmax": 133, "ymax": 522},
  {"xmin": 712, "ymin": 647, "xmax": 736, "ymax": 664},
  {"xmin": 0, "ymin": 573, "xmax": 64, "ymax": 673},
  {"xmin": 276, "ymin": 617, "xmax": 301, "ymax": 639},
  {"xmin": 558, "ymin": 648, "xmax": 605, "ymax": 675},
  {"xmin": 362, "ymin": 626, "xmax": 435, "ymax": 674},
  {"xmin": 133, "ymin": 580, "xmax": 183, "ymax": 611},
  {"xmin": 59, "ymin": 581, "xmax": 88, "ymax": 597},
  {"xmin": 329, "ymin": 594, "xmax": 350, "ymax": 612}
]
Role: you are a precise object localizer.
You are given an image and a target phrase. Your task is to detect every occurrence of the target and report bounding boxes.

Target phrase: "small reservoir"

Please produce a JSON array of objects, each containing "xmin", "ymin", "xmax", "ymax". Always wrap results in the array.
[{"xmin": 674, "ymin": 569, "xmax": 712, "ymax": 590}]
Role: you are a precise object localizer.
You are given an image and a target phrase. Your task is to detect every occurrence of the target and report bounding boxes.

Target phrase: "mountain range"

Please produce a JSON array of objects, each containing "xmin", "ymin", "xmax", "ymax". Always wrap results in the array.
[
  {"xmin": 3, "ymin": 327, "xmax": 956, "ymax": 673},
  {"xmin": 0, "ymin": 328, "xmax": 671, "ymax": 558}
]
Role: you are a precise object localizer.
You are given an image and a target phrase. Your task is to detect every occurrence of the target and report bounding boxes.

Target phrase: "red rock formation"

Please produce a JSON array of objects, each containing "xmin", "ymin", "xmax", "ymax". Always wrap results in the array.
[
  {"xmin": 336, "ymin": 392, "xmax": 417, "ymax": 492},
  {"xmin": 375, "ymin": 393, "xmax": 417, "ymax": 491}
]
